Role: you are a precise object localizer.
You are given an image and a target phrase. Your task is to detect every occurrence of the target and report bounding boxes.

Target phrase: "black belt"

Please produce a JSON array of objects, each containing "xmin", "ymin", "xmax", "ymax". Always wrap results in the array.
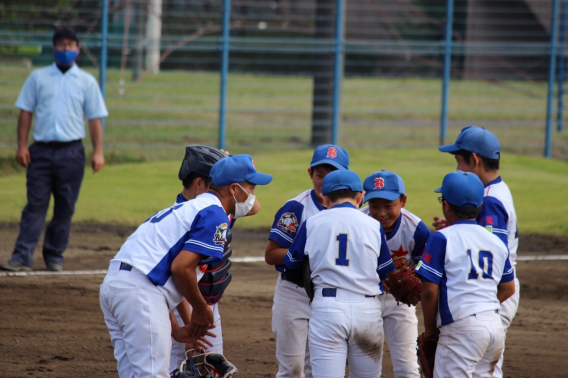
[
  {"xmin": 36, "ymin": 139, "xmax": 82, "ymax": 148},
  {"xmin": 119, "ymin": 262, "xmax": 133, "ymax": 271},
  {"xmin": 321, "ymin": 288, "xmax": 376, "ymax": 298},
  {"xmin": 281, "ymin": 272, "xmax": 290, "ymax": 282}
]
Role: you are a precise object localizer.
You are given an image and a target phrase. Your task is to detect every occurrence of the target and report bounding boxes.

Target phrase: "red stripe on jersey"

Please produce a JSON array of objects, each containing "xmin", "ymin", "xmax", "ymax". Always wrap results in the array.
[{"xmin": 402, "ymin": 213, "xmax": 417, "ymax": 225}]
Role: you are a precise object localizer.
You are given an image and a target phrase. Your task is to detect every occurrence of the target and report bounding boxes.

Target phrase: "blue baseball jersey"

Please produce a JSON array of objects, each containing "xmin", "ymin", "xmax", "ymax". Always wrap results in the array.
[
  {"xmin": 269, "ymin": 189, "xmax": 326, "ymax": 272},
  {"xmin": 415, "ymin": 220, "xmax": 515, "ymax": 327},
  {"xmin": 477, "ymin": 177, "xmax": 519, "ymax": 265},
  {"xmin": 284, "ymin": 203, "xmax": 395, "ymax": 296},
  {"xmin": 361, "ymin": 207, "xmax": 430, "ymax": 264},
  {"xmin": 114, "ymin": 192, "xmax": 228, "ymax": 309},
  {"xmin": 175, "ymin": 192, "xmax": 236, "ymax": 228}
]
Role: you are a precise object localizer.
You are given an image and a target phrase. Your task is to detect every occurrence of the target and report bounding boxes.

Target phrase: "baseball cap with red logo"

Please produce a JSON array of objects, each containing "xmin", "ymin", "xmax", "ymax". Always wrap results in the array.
[
  {"xmin": 363, "ymin": 170, "xmax": 406, "ymax": 202},
  {"xmin": 310, "ymin": 144, "xmax": 349, "ymax": 170}
]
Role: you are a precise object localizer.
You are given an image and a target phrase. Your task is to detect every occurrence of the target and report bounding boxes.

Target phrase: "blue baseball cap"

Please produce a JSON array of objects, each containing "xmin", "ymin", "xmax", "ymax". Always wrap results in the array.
[
  {"xmin": 322, "ymin": 170, "xmax": 362, "ymax": 195},
  {"xmin": 310, "ymin": 144, "xmax": 349, "ymax": 170},
  {"xmin": 438, "ymin": 126, "xmax": 500, "ymax": 160},
  {"xmin": 434, "ymin": 171, "xmax": 484, "ymax": 208},
  {"xmin": 363, "ymin": 170, "xmax": 405, "ymax": 202},
  {"xmin": 210, "ymin": 154, "xmax": 272, "ymax": 186}
]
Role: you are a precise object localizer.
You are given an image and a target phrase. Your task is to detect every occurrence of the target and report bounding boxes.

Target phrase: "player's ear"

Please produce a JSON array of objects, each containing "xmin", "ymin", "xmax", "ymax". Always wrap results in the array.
[
  {"xmin": 308, "ymin": 167, "xmax": 313, "ymax": 179},
  {"xmin": 356, "ymin": 191, "xmax": 364, "ymax": 206},
  {"xmin": 400, "ymin": 195, "xmax": 407, "ymax": 208},
  {"xmin": 471, "ymin": 152, "xmax": 482, "ymax": 168},
  {"xmin": 322, "ymin": 194, "xmax": 331, "ymax": 208}
]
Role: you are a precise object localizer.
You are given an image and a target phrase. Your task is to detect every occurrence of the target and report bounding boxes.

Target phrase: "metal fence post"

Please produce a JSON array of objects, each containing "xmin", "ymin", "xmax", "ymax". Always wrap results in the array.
[
  {"xmin": 439, "ymin": 0, "xmax": 454, "ymax": 146},
  {"xmin": 99, "ymin": 0, "xmax": 109, "ymax": 134},
  {"xmin": 331, "ymin": 0, "xmax": 344, "ymax": 146},
  {"xmin": 218, "ymin": 0, "xmax": 231, "ymax": 150},
  {"xmin": 557, "ymin": 0, "xmax": 567, "ymax": 133},
  {"xmin": 546, "ymin": 0, "xmax": 560, "ymax": 158}
]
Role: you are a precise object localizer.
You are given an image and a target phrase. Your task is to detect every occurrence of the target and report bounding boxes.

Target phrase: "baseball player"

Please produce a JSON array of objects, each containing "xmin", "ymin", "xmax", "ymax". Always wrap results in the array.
[
  {"xmin": 169, "ymin": 146, "xmax": 261, "ymax": 373},
  {"xmin": 434, "ymin": 126, "xmax": 519, "ymax": 377},
  {"xmin": 416, "ymin": 171, "xmax": 515, "ymax": 377},
  {"xmin": 284, "ymin": 169, "xmax": 395, "ymax": 378},
  {"xmin": 360, "ymin": 170, "xmax": 430, "ymax": 378},
  {"xmin": 264, "ymin": 144, "xmax": 349, "ymax": 378},
  {"xmin": 99, "ymin": 154, "xmax": 272, "ymax": 377}
]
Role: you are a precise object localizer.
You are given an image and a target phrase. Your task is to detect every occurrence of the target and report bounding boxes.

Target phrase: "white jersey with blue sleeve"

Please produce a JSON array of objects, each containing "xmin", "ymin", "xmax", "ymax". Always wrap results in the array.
[
  {"xmin": 114, "ymin": 192, "xmax": 228, "ymax": 309},
  {"xmin": 361, "ymin": 207, "xmax": 430, "ymax": 264},
  {"xmin": 269, "ymin": 189, "xmax": 326, "ymax": 272},
  {"xmin": 477, "ymin": 177, "xmax": 519, "ymax": 265},
  {"xmin": 415, "ymin": 220, "xmax": 514, "ymax": 327},
  {"xmin": 284, "ymin": 203, "xmax": 395, "ymax": 296}
]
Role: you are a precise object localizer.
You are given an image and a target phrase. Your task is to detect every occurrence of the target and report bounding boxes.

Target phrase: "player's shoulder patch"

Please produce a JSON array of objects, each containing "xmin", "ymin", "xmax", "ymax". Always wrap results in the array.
[
  {"xmin": 278, "ymin": 212, "xmax": 298, "ymax": 235},
  {"xmin": 213, "ymin": 223, "xmax": 229, "ymax": 246}
]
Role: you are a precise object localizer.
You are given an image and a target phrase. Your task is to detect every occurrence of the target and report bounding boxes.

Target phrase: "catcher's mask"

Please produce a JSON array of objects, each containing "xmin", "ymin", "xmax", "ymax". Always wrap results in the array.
[
  {"xmin": 175, "ymin": 348, "xmax": 238, "ymax": 378},
  {"xmin": 178, "ymin": 145, "xmax": 227, "ymax": 182}
]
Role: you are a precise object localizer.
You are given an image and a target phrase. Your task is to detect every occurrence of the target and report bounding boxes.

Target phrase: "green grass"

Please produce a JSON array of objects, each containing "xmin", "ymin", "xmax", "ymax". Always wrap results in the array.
[
  {"xmin": 1, "ymin": 148, "xmax": 567, "ymax": 234},
  {"xmin": 1, "ymin": 66, "xmax": 567, "ymax": 160}
]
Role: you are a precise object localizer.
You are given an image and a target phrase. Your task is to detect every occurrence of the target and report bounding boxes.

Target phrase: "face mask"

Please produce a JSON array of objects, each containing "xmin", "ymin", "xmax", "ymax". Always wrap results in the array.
[
  {"xmin": 233, "ymin": 184, "xmax": 255, "ymax": 218},
  {"xmin": 54, "ymin": 50, "xmax": 78, "ymax": 66}
]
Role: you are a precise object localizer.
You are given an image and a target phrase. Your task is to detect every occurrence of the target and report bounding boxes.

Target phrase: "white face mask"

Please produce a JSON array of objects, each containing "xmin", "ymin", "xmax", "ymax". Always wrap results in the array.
[{"xmin": 233, "ymin": 184, "xmax": 256, "ymax": 218}]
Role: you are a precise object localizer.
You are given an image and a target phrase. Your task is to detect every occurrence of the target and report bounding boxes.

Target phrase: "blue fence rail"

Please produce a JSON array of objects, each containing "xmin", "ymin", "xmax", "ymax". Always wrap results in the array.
[{"xmin": 0, "ymin": 0, "xmax": 567, "ymax": 160}]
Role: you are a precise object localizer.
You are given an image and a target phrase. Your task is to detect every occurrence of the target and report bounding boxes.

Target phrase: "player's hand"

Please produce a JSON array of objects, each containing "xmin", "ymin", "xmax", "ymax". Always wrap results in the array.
[
  {"xmin": 15, "ymin": 146, "xmax": 31, "ymax": 168},
  {"xmin": 220, "ymin": 149, "xmax": 230, "ymax": 156},
  {"xmin": 91, "ymin": 151, "xmax": 105, "ymax": 173},
  {"xmin": 422, "ymin": 328, "xmax": 440, "ymax": 339},
  {"xmin": 382, "ymin": 278, "xmax": 391, "ymax": 294},
  {"xmin": 432, "ymin": 216, "xmax": 449, "ymax": 230},
  {"xmin": 172, "ymin": 324, "xmax": 216, "ymax": 345},
  {"xmin": 188, "ymin": 305, "xmax": 215, "ymax": 337}
]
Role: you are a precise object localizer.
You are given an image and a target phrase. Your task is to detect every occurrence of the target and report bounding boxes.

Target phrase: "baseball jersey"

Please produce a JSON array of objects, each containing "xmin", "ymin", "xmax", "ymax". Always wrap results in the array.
[
  {"xmin": 477, "ymin": 177, "xmax": 519, "ymax": 265},
  {"xmin": 269, "ymin": 189, "xmax": 325, "ymax": 273},
  {"xmin": 114, "ymin": 192, "xmax": 228, "ymax": 309},
  {"xmin": 360, "ymin": 207, "xmax": 430, "ymax": 264},
  {"xmin": 284, "ymin": 203, "xmax": 395, "ymax": 296},
  {"xmin": 15, "ymin": 63, "xmax": 108, "ymax": 142},
  {"xmin": 415, "ymin": 220, "xmax": 515, "ymax": 327}
]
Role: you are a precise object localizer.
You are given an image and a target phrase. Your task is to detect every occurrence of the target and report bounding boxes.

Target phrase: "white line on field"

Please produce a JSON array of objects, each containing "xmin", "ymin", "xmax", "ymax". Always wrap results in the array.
[{"xmin": 0, "ymin": 255, "xmax": 565, "ymax": 277}]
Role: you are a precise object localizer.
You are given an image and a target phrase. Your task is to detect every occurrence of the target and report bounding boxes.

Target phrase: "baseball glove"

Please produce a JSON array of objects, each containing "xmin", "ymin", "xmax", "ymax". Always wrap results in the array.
[
  {"xmin": 417, "ymin": 332, "xmax": 439, "ymax": 378},
  {"xmin": 174, "ymin": 348, "xmax": 238, "ymax": 378},
  {"xmin": 386, "ymin": 256, "xmax": 422, "ymax": 306}
]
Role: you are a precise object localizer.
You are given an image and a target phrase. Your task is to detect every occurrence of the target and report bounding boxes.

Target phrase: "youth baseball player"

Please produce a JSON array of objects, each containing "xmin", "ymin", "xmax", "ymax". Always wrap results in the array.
[
  {"xmin": 284, "ymin": 169, "xmax": 395, "ymax": 378},
  {"xmin": 434, "ymin": 126, "xmax": 519, "ymax": 377},
  {"xmin": 265, "ymin": 144, "xmax": 349, "ymax": 378},
  {"xmin": 99, "ymin": 154, "xmax": 272, "ymax": 377},
  {"xmin": 360, "ymin": 170, "xmax": 430, "ymax": 378},
  {"xmin": 169, "ymin": 146, "xmax": 261, "ymax": 373},
  {"xmin": 416, "ymin": 171, "xmax": 515, "ymax": 377}
]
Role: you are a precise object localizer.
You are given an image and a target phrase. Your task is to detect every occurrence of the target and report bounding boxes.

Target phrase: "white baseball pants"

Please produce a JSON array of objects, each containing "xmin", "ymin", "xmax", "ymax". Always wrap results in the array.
[
  {"xmin": 272, "ymin": 275, "xmax": 313, "ymax": 378},
  {"xmin": 309, "ymin": 288, "xmax": 385, "ymax": 378},
  {"xmin": 492, "ymin": 277, "xmax": 520, "ymax": 378},
  {"xmin": 379, "ymin": 293, "xmax": 420, "ymax": 378},
  {"xmin": 100, "ymin": 260, "xmax": 172, "ymax": 378},
  {"xmin": 169, "ymin": 303, "xmax": 223, "ymax": 373},
  {"xmin": 434, "ymin": 310, "xmax": 505, "ymax": 378}
]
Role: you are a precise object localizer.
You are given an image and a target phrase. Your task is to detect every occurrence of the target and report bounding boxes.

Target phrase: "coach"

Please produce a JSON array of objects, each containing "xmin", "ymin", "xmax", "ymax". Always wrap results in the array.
[{"xmin": 0, "ymin": 27, "xmax": 108, "ymax": 272}]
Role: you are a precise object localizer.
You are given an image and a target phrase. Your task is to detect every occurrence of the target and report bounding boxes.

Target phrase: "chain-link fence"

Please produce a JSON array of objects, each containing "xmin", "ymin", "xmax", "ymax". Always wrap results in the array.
[{"xmin": 1, "ymin": 0, "xmax": 567, "ymax": 161}]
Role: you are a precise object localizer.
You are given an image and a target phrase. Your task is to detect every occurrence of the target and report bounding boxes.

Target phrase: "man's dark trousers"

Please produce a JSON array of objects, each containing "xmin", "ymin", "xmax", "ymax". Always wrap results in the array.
[{"xmin": 12, "ymin": 140, "xmax": 85, "ymax": 268}]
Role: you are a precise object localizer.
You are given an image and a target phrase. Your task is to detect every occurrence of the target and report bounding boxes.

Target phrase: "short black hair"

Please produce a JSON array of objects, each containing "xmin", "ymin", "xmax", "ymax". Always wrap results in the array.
[
  {"xmin": 454, "ymin": 150, "xmax": 499, "ymax": 171},
  {"xmin": 182, "ymin": 172, "xmax": 210, "ymax": 189},
  {"xmin": 325, "ymin": 189, "xmax": 360, "ymax": 203},
  {"xmin": 448, "ymin": 203, "xmax": 482, "ymax": 219},
  {"xmin": 53, "ymin": 27, "xmax": 79, "ymax": 46}
]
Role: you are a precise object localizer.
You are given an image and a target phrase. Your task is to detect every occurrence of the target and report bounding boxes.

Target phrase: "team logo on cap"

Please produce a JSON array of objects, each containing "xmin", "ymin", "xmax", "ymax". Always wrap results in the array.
[
  {"xmin": 374, "ymin": 177, "xmax": 385, "ymax": 189},
  {"xmin": 326, "ymin": 147, "xmax": 337, "ymax": 159},
  {"xmin": 278, "ymin": 212, "xmax": 298, "ymax": 234},
  {"xmin": 213, "ymin": 223, "xmax": 228, "ymax": 246}
]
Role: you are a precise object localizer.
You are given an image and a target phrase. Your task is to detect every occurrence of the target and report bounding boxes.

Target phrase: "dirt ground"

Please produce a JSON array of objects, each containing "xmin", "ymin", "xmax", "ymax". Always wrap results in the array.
[{"xmin": 1, "ymin": 223, "xmax": 567, "ymax": 378}]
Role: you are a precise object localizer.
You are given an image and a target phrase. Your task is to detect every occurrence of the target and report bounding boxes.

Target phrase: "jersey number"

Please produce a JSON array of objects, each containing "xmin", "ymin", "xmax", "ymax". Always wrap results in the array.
[
  {"xmin": 466, "ymin": 249, "xmax": 494, "ymax": 280},
  {"xmin": 335, "ymin": 234, "xmax": 350, "ymax": 266},
  {"xmin": 146, "ymin": 204, "xmax": 183, "ymax": 223}
]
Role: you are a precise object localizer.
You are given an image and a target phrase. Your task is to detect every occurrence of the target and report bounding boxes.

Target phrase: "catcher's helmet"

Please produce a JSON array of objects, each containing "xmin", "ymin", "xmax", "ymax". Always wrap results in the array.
[{"xmin": 179, "ymin": 145, "xmax": 227, "ymax": 182}]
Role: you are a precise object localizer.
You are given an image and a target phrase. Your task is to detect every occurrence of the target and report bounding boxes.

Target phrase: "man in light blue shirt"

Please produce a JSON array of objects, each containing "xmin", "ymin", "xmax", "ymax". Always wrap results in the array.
[{"xmin": 0, "ymin": 27, "xmax": 108, "ymax": 272}]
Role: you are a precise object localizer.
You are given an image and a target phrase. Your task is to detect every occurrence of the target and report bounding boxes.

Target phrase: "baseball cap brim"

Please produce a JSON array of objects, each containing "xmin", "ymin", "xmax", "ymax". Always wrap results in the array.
[
  {"xmin": 310, "ymin": 159, "xmax": 347, "ymax": 170},
  {"xmin": 246, "ymin": 172, "xmax": 273, "ymax": 185},
  {"xmin": 434, "ymin": 187, "xmax": 442, "ymax": 193},
  {"xmin": 364, "ymin": 190, "xmax": 401, "ymax": 203},
  {"xmin": 438, "ymin": 144, "xmax": 461, "ymax": 153}
]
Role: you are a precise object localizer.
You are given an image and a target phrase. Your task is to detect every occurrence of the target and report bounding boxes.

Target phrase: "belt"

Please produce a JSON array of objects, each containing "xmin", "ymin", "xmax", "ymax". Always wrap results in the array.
[
  {"xmin": 322, "ymin": 288, "xmax": 376, "ymax": 298},
  {"xmin": 36, "ymin": 139, "xmax": 82, "ymax": 148},
  {"xmin": 281, "ymin": 272, "xmax": 290, "ymax": 282},
  {"xmin": 119, "ymin": 262, "xmax": 133, "ymax": 271}
]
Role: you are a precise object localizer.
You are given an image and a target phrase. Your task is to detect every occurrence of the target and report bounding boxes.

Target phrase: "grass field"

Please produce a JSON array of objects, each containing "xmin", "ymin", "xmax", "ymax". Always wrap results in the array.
[
  {"xmin": 0, "ymin": 148, "xmax": 567, "ymax": 234},
  {"xmin": 1, "ymin": 66, "xmax": 567, "ymax": 160}
]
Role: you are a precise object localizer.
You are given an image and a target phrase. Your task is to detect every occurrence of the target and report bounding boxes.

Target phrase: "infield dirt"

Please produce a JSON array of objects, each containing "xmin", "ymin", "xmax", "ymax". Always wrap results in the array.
[{"xmin": 0, "ymin": 223, "xmax": 567, "ymax": 377}]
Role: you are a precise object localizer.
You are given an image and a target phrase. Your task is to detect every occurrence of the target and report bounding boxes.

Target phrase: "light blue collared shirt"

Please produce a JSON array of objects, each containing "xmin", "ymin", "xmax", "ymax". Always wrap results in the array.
[{"xmin": 15, "ymin": 63, "xmax": 109, "ymax": 143}]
